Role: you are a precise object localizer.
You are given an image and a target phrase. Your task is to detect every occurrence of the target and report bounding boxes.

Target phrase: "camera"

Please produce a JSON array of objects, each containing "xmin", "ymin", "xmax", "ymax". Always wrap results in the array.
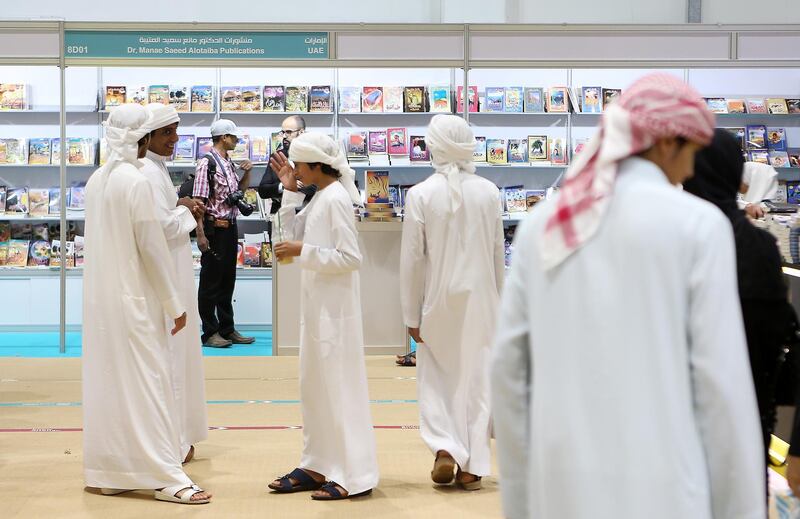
[{"xmin": 226, "ymin": 190, "xmax": 254, "ymax": 217}]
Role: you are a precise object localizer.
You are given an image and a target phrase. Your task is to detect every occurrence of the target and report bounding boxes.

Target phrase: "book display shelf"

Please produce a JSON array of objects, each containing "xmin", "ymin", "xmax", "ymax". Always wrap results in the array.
[{"xmin": 2, "ymin": 21, "xmax": 800, "ymax": 352}]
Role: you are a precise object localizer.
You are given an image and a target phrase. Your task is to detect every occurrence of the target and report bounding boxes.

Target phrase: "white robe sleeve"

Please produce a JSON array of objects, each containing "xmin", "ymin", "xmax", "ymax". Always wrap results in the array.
[
  {"xmin": 491, "ymin": 225, "xmax": 532, "ymax": 519},
  {"xmin": 130, "ymin": 179, "xmax": 185, "ymax": 320},
  {"xmin": 399, "ymin": 189, "xmax": 426, "ymax": 329},
  {"xmin": 140, "ymin": 163, "xmax": 196, "ymax": 241},
  {"xmin": 493, "ymin": 193, "xmax": 505, "ymax": 295},
  {"xmin": 276, "ymin": 190, "xmax": 307, "ymax": 242},
  {"xmin": 688, "ymin": 214, "xmax": 766, "ymax": 519},
  {"xmin": 298, "ymin": 193, "xmax": 362, "ymax": 274}
]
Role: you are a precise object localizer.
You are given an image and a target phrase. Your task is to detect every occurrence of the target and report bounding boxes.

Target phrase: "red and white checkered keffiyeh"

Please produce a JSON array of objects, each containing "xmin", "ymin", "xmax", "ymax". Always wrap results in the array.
[{"xmin": 541, "ymin": 73, "xmax": 716, "ymax": 270}]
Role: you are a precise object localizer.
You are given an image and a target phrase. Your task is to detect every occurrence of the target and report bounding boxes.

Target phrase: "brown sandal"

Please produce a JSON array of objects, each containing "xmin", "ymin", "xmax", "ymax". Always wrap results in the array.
[
  {"xmin": 456, "ymin": 468, "xmax": 482, "ymax": 491},
  {"xmin": 431, "ymin": 452, "xmax": 456, "ymax": 484}
]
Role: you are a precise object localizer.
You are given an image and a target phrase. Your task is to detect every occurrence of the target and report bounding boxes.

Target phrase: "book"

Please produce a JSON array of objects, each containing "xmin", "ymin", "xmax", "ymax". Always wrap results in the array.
[
  {"xmin": 0, "ymin": 139, "xmax": 26, "ymax": 164},
  {"xmin": 727, "ymin": 99, "xmax": 746, "ymax": 114},
  {"xmin": 32, "ymin": 223, "xmax": 48, "ymax": 241},
  {"xmin": 723, "ymin": 127, "xmax": 746, "ymax": 151},
  {"xmin": 769, "ymin": 151, "xmax": 791, "ymax": 168},
  {"xmin": 767, "ymin": 98, "xmax": 789, "ymax": 115},
  {"xmin": 473, "ymin": 136, "xmax": 487, "ymax": 162},
  {"xmin": 0, "ymin": 222, "xmax": 9, "ymax": 240},
  {"xmin": 338, "ymin": 87, "xmax": 361, "ymax": 113},
  {"xmin": 250, "ymin": 136, "xmax": 269, "ymax": 163},
  {"xmin": 524, "ymin": 87, "xmax": 545, "ymax": 113},
  {"xmin": 387, "ymin": 128, "xmax": 407, "ymax": 156},
  {"xmin": 704, "ymin": 98, "xmax": 728, "ymax": 114},
  {"xmin": 746, "ymin": 98, "xmax": 767, "ymax": 114},
  {"xmin": 28, "ymin": 189, "xmax": 48, "ymax": 217},
  {"xmin": 0, "ymin": 84, "xmax": 27, "ymax": 110},
  {"xmin": 220, "ymin": 86, "xmax": 242, "ymax": 111},
  {"xmin": 504, "ymin": 185, "xmax": 526, "ymax": 213},
  {"xmin": 260, "ymin": 242, "xmax": 273, "ymax": 268},
  {"xmin": 456, "ymin": 85, "xmax": 479, "ymax": 113},
  {"xmin": 362, "ymin": 86, "xmax": 384, "ymax": 112},
  {"xmin": 240, "ymin": 86, "xmax": 261, "ymax": 112},
  {"xmin": 508, "ymin": 139, "xmax": 528, "ymax": 163},
  {"xmin": 0, "ymin": 186, "xmax": 5, "ymax": 213},
  {"xmin": 504, "ymin": 87, "xmax": 524, "ymax": 113},
  {"xmin": 746, "ymin": 125, "xmax": 768, "ymax": 149},
  {"xmin": 487, "ymin": 138, "xmax": 508, "ymax": 164},
  {"xmin": 173, "ymin": 135, "xmax": 196, "ymax": 163},
  {"xmin": 366, "ymin": 170, "xmax": 390, "ymax": 203},
  {"xmin": 309, "ymin": 85, "xmax": 332, "ymax": 112},
  {"xmin": 383, "ymin": 86, "xmax": 404, "ymax": 113},
  {"xmin": 550, "ymin": 138, "xmax": 567, "ymax": 165},
  {"xmin": 74, "ymin": 236, "xmax": 84, "ymax": 267},
  {"xmin": 573, "ymin": 138, "xmax": 589, "ymax": 157},
  {"xmin": 368, "ymin": 131, "xmax": 388, "ymax": 155},
  {"xmin": 270, "ymin": 132, "xmax": 283, "ymax": 155},
  {"xmin": 230, "ymin": 135, "xmax": 250, "ymax": 161},
  {"xmin": 404, "ymin": 86, "xmax": 426, "ymax": 112},
  {"xmin": 528, "ymin": 135, "xmax": 549, "ymax": 161},
  {"xmin": 68, "ymin": 186, "xmax": 85, "ymax": 210},
  {"xmin": 767, "ymin": 128, "xmax": 787, "ymax": 151},
  {"xmin": 602, "ymin": 88, "xmax": 622, "ymax": 108},
  {"xmin": 749, "ymin": 150, "xmax": 769, "ymax": 164},
  {"xmin": 168, "ymin": 86, "xmax": 189, "ymax": 112},
  {"xmin": 790, "ymin": 150, "xmax": 800, "ymax": 168},
  {"xmin": 547, "ymin": 87, "xmax": 569, "ymax": 113},
  {"xmin": 788, "ymin": 181, "xmax": 800, "ymax": 204},
  {"xmin": 67, "ymin": 138, "xmax": 93, "ymax": 165},
  {"xmin": 28, "ymin": 138, "xmax": 51, "ymax": 165},
  {"xmin": 6, "ymin": 188, "xmax": 28, "ymax": 213},
  {"xmin": 787, "ymin": 99, "xmax": 800, "ymax": 114},
  {"xmin": 346, "ymin": 132, "xmax": 368, "ymax": 159},
  {"xmin": 191, "ymin": 86, "xmax": 214, "ymax": 112},
  {"xmin": 526, "ymin": 189, "xmax": 546, "ymax": 210},
  {"xmin": 285, "ymin": 86, "xmax": 309, "ymax": 112},
  {"xmin": 388, "ymin": 185, "xmax": 401, "ymax": 208},
  {"xmin": 582, "ymin": 87, "xmax": 602, "ymax": 113},
  {"xmin": 105, "ymin": 86, "xmax": 126, "ymax": 108},
  {"xmin": 48, "ymin": 188, "xmax": 60, "ymax": 214},
  {"xmin": 50, "ymin": 240, "xmax": 62, "ymax": 267},
  {"xmin": 410, "ymin": 136, "xmax": 429, "ymax": 162},
  {"xmin": 429, "ymin": 86, "xmax": 451, "ymax": 113},
  {"xmin": 262, "ymin": 86, "xmax": 285, "ymax": 112},
  {"xmin": 27, "ymin": 240, "xmax": 50, "ymax": 267},
  {"xmin": 0, "ymin": 241, "xmax": 6, "ymax": 266},
  {"xmin": 125, "ymin": 86, "xmax": 146, "ymax": 106},
  {"xmin": 6, "ymin": 239, "xmax": 28, "ymax": 267},
  {"xmin": 196, "ymin": 137, "xmax": 213, "ymax": 158},
  {"xmin": 236, "ymin": 241, "xmax": 244, "ymax": 267},
  {"xmin": 148, "ymin": 85, "xmax": 169, "ymax": 105},
  {"xmin": 485, "ymin": 87, "xmax": 505, "ymax": 112}
]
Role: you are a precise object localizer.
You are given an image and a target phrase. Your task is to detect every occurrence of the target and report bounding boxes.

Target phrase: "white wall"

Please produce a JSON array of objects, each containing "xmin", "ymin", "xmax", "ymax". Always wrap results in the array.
[
  {"xmin": 703, "ymin": 0, "xmax": 800, "ymax": 24},
  {"xmin": 519, "ymin": 0, "xmax": 686, "ymax": 24}
]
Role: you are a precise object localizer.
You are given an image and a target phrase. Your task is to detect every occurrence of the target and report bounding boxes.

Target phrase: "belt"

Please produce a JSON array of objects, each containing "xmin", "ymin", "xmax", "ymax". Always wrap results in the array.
[{"xmin": 211, "ymin": 219, "xmax": 233, "ymax": 229}]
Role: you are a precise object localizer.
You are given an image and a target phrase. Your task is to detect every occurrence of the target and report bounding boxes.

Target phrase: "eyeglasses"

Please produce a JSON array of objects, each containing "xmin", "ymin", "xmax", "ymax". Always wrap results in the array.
[{"xmin": 280, "ymin": 128, "xmax": 303, "ymax": 136}]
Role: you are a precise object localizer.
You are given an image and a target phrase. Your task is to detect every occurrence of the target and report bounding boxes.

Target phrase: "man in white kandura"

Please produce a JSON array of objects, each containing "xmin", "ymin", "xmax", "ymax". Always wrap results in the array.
[
  {"xmin": 491, "ymin": 73, "xmax": 765, "ymax": 519},
  {"xmin": 82, "ymin": 104, "xmax": 211, "ymax": 505},
  {"xmin": 140, "ymin": 103, "xmax": 209, "ymax": 465},
  {"xmin": 267, "ymin": 132, "xmax": 379, "ymax": 501},
  {"xmin": 400, "ymin": 114, "xmax": 504, "ymax": 491}
]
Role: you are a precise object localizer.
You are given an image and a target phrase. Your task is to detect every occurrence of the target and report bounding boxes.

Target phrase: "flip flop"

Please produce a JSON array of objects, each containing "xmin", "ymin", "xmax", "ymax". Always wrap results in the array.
[
  {"xmin": 431, "ymin": 453, "xmax": 456, "ymax": 484},
  {"xmin": 154, "ymin": 484, "xmax": 210, "ymax": 505},
  {"xmin": 456, "ymin": 468, "xmax": 482, "ymax": 491},
  {"xmin": 396, "ymin": 352, "xmax": 416, "ymax": 367},
  {"xmin": 269, "ymin": 468, "xmax": 324, "ymax": 493},
  {"xmin": 310, "ymin": 482, "xmax": 373, "ymax": 501}
]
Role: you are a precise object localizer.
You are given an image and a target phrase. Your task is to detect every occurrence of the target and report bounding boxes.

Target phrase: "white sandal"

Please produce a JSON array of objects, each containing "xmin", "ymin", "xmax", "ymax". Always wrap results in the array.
[{"xmin": 154, "ymin": 484, "xmax": 210, "ymax": 505}]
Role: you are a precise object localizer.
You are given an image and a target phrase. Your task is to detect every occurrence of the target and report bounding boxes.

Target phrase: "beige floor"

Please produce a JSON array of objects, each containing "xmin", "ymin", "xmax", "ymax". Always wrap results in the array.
[{"xmin": 0, "ymin": 356, "xmax": 503, "ymax": 519}]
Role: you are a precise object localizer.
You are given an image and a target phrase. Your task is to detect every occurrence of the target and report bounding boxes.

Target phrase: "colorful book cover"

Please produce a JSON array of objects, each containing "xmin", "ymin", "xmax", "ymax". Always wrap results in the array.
[
  {"xmin": 32, "ymin": 223, "xmax": 48, "ymax": 241},
  {"xmin": 338, "ymin": 87, "xmax": 361, "ymax": 113},
  {"xmin": 788, "ymin": 181, "xmax": 800, "ymax": 203},
  {"xmin": 368, "ymin": 131, "xmax": 387, "ymax": 155},
  {"xmin": 173, "ymin": 135, "xmax": 196, "ymax": 163},
  {"xmin": 196, "ymin": 137, "xmax": 213, "ymax": 158},
  {"xmin": 387, "ymin": 128, "xmax": 407, "ymax": 156},
  {"xmin": 240, "ymin": 86, "xmax": 261, "ymax": 112},
  {"xmin": 504, "ymin": 87, "xmax": 524, "ymax": 113},
  {"xmin": 105, "ymin": 86, "xmax": 126, "ymax": 108},
  {"xmin": 74, "ymin": 236, "xmax": 84, "ymax": 267},
  {"xmin": 169, "ymin": 86, "xmax": 189, "ymax": 112},
  {"xmin": 456, "ymin": 85, "xmax": 478, "ymax": 113},
  {"xmin": 388, "ymin": 185, "xmax": 401, "ymax": 207},
  {"xmin": 362, "ymin": 86, "xmax": 384, "ymax": 112},
  {"xmin": 404, "ymin": 87, "xmax": 426, "ymax": 113},
  {"xmin": 487, "ymin": 138, "xmax": 508, "ymax": 164},
  {"xmin": 384, "ymin": 86, "xmax": 404, "ymax": 113},
  {"xmin": 28, "ymin": 189, "xmax": 48, "ymax": 217},
  {"xmin": 746, "ymin": 98, "xmax": 767, "ymax": 114},
  {"xmin": 6, "ymin": 239, "xmax": 29, "ymax": 267},
  {"xmin": 547, "ymin": 87, "xmax": 569, "ymax": 113},
  {"xmin": 230, "ymin": 135, "xmax": 250, "ymax": 161},
  {"xmin": 429, "ymin": 86, "xmax": 451, "ymax": 113},
  {"xmin": 582, "ymin": 87, "xmax": 602, "ymax": 113},
  {"xmin": 749, "ymin": 150, "xmax": 769, "ymax": 164},
  {"xmin": 126, "ymin": 86, "xmax": 147, "ymax": 106},
  {"xmin": 366, "ymin": 170, "xmax": 390, "ymax": 203},
  {"xmin": 602, "ymin": 88, "xmax": 622, "ymax": 108},
  {"xmin": 769, "ymin": 151, "xmax": 791, "ymax": 168},
  {"xmin": 260, "ymin": 242, "xmax": 273, "ymax": 268},
  {"xmin": 68, "ymin": 186, "xmax": 85, "ymax": 210},
  {"xmin": 550, "ymin": 138, "xmax": 567, "ymax": 164},
  {"xmin": 767, "ymin": 98, "xmax": 789, "ymax": 115},
  {"xmin": 0, "ymin": 222, "xmax": 9, "ymax": 240},
  {"xmin": 285, "ymin": 86, "xmax": 309, "ymax": 112},
  {"xmin": 524, "ymin": 87, "xmax": 545, "ymax": 113},
  {"xmin": 347, "ymin": 132, "xmax": 368, "ymax": 159},
  {"xmin": 410, "ymin": 136, "xmax": 429, "ymax": 162},
  {"xmin": 0, "ymin": 84, "xmax": 27, "ymax": 110},
  {"xmin": 0, "ymin": 186, "xmax": 5, "ymax": 213},
  {"xmin": 67, "ymin": 138, "xmax": 91, "ymax": 165},
  {"xmin": 236, "ymin": 241, "xmax": 244, "ymax": 267},
  {"xmin": 790, "ymin": 150, "xmax": 800, "ymax": 168},
  {"xmin": 28, "ymin": 138, "xmax": 51, "ymax": 165},
  {"xmin": 250, "ymin": 136, "xmax": 269, "ymax": 162},
  {"xmin": 220, "ymin": 86, "xmax": 242, "ymax": 111},
  {"xmin": 746, "ymin": 125, "xmax": 768, "ymax": 149},
  {"xmin": 1, "ymin": 139, "xmax": 26, "ymax": 164},
  {"xmin": 485, "ymin": 87, "xmax": 505, "ymax": 112},
  {"xmin": 262, "ymin": 86, "xmax": 285, "ymax": 112},
  {"xmin": 50, "ymin": 239, "xmax": 62, "ymax": 267},
  {"xmin": 6, "ymin": 188, "xmax": 28, "ymax": 213},
  {"xmin": 526, "ymin": 189, "xmax": 546, "ymax": 210},
  {"xmin": 243, "ymin": 242, "xmax": 260, "ymax": 267},
  {"xmin": 704, "ymin": 98, "xmax": 728, "ymax": 114},
  {"xmin": 508, "ymin": 139, "xmax": 528, "ymax": 163},
  {"xmin": 473, "ymin": 136, "xmax": 487, "ymax": 162},
  {"xmin": 309, "ymin": 85, "xmax": 332, "ymax": 112},
  {"xmin": 48, "ymin": 188, "xmax": 60, "ymax": 214},
  {"xmin": 27, "ymin": 240, "xmax": 50, "ymax": 267},
  {"xmin": 0, "ymin": 242, "xmax": 7, "ymax": 266},
  {"xmin": 727, "ymin": 99, "xmax": 746, "ymax": 114},
  {"xmin": 767, "ymin": 128, "xmax": 788, "ymax": 151},
  {"xmin": 148, "ymin": 85, "xmax": 169, "ymax": 105},
  {"xmin": 504, "ymin": 185, "xmax": 526, "ymax": 213},
  {"xmin": 190, "ymin": 86, "xmax": 214, "ymax": 112},
  {"xmin": 270, "ymin": 132, "xmax": 283, "ymax": 155},
  {"xmin": 528, "ymin": 135, "xmax": 549, "ymax": 161},
  {"xmin": 787, "ymin": 99, "xmax": 800, "ymax": 114}
]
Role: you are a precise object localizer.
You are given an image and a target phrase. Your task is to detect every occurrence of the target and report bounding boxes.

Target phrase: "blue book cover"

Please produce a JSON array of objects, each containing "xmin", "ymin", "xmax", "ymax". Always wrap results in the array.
[
  {"xmin": 485, "ymin": 87, "xmax": 505, "ymax": 112},
  {"xmin": 767, "ymin": 128, "xmax": 787, "ymax": 151}
]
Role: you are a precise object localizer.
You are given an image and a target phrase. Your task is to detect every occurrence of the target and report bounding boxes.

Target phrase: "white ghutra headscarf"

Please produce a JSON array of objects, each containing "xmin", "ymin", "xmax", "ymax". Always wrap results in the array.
[
  {"xmin": 426, "ymin": 114, "xmax": 477, "ymax": 213},
  {"xmin": 101, "ymin": 104, "xmax": 154, "ymax": 172},
  {"xmin": 288, "ymin": 132, "xmax": 362, "ymax": 205}
]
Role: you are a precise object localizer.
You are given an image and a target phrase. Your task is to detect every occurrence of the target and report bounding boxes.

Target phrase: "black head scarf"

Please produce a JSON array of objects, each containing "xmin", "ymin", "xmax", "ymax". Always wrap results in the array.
[{"xmin": 684, "ymin": 129, "xmax": 786, "ymax": 300}]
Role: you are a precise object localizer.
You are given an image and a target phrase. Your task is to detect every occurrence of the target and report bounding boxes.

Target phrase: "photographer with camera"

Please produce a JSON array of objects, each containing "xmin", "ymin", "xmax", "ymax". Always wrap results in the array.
[{"xmin": 192, "ymin": 119, "xmax": 255, "ymax": 348}]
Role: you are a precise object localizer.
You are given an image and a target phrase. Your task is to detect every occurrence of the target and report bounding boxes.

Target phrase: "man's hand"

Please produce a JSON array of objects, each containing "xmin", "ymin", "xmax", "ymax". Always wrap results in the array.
[
  {"xmin": 273, "ymin": 241, "xmax": 303, "ymax": 261},
  {"xmin": 177, "ymin": 197, "xmax": 205, "ymax": 218},
  {"xmin": 269, "ymin": 152, "xmax": 298, "ymax": 192},
  {"xmin": 171, "ymin": 312, "xmax": 187, "ymax": 336},
  {"xmin": 745, "ymin": 203, "xmax": 765, "ymax": 219},
  {"xmin": 238, "ymin": 159, "xmax": 253, "ymax": 173},
  {"xmin": 408, "ymin": 327, "xmax": 424, "ymax": 344},
  {"xmin": 197, "ymin": 236, "xmax": 210, "ymax": 253}
]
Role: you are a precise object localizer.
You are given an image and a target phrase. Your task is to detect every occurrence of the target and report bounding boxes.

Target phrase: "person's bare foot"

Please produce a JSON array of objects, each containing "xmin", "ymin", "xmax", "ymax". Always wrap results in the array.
[
  {"xmin": 183, "ymin": 445, "xmax": 195, "ymax": 464},
  {"xmin": 166, "ymin": 486, "xmax": 213, "ymax": 502}
]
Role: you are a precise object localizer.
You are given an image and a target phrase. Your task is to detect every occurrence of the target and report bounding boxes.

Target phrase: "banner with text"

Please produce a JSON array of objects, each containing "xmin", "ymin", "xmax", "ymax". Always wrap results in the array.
[{"xmin": 65, "ymin": 31, "xmax": 329, "ymax": 60}]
